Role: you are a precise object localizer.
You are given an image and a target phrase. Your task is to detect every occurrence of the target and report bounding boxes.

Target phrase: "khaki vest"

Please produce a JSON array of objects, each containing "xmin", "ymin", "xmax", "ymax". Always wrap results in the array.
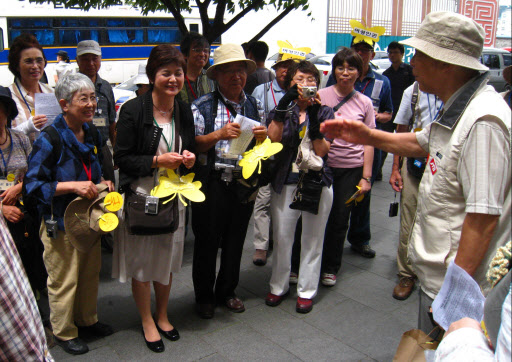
[{"xmin": 409, "ymin": 77, "xmax": 511, "ymax": 299}]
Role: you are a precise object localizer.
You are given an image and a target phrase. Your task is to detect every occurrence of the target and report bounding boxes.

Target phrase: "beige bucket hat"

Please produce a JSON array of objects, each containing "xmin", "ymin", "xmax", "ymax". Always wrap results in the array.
[
  {"xmin": 206, "ymin": 43, "xmax": 256, "ymax": 80},
  {"xmin": 64, "ymin": 183, "xmax": 110, "ymax": 253},
  {"xmin": 400, "ymin": 11, "xmax": 488, "ymax": 71}
]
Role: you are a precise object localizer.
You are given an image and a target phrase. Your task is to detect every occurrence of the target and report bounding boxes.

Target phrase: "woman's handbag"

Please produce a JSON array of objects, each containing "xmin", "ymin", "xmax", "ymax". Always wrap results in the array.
[
  {"xmin": 289, "ymin": 170, "xmax": 323, "ymax": 215},
  {"xmin": 124, "ymin": 191, "xmax": 179, "ymax": 235},
  {"xmin": 295, "ymin": 128, "xmax": 323, "ymax": 172}
]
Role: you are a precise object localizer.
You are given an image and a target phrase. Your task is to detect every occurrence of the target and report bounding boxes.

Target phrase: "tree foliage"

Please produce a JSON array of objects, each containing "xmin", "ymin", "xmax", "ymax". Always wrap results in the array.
[{"xmin": 30, "ymin": 0, "xmax": 312, "ymax": 43}]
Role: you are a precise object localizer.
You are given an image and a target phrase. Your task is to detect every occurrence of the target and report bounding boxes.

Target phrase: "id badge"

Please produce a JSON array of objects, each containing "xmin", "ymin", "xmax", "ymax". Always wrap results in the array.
[
  {"xmin": 291, "ymin": 162, "xmax": 299, "ymax": 174},
  {"xmin": 93, "ymin": 117, "xmax": 106, "ymax": 127},
  {"xmin": 0, "ymin": 179, "xmax": 14, "ymax": 192}
]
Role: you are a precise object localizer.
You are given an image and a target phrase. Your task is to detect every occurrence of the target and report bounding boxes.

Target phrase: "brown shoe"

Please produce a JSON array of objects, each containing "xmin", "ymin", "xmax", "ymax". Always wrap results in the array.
[
  {"xmin": 392, "ymin": 277, "xmax": 415, "ymax": 300},
  {"xmin": 253, "ymin": 249, "xmax": 267, "ymax": 266},
  {"xmin": 225, "ymin": 296, "xmax": 245, "ymax": 313}
]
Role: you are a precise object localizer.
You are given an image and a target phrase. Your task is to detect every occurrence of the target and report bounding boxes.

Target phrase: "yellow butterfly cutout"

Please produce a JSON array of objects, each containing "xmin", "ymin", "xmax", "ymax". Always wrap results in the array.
[
  {"xmin": 299, "ymin": 125, "xmax": 306, "ymax": 139},
  {"xmin": 151, "ymin": 169, "xmax": 205, "ymax": 207},
  {"xmin": 239, "ymin": 138, "xmax": 283, "ymax": 179},
  {"xmin": 277, "ymin": 40, "xmax": 311, "ymax": 61},
  {"xmin": 349, "ymin": 20, "xmax": 386, "ymax": 47},
  {"xmin": 345, "ymin": 185, "xmax": 365, "ymax": 205}
]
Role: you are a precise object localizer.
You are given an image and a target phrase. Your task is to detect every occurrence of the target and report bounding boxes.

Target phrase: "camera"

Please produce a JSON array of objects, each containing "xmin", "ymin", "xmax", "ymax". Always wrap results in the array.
[
  {"xmin": 389, "ymin": 202, "xmax": 399, "ymax": 217},
  {"xmin": 45, "ymin": 219, "xmax": 58, "ymax": 239},
  {"xmin": 145, "ymin": 196, "xmax": 159, "ymax": 215},
  {"xmin": 215, "ymin": 163, "xmax": 235, "ymax": 183},
  {"xmin": 302, "ymin": 86, "xmax": 317, "ymax": 99}
]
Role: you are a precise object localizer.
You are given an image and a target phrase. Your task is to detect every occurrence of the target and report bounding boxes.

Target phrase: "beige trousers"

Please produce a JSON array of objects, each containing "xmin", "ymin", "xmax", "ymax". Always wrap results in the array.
[
  {"xmin": 40, "ymin": 223, "xmax": 101, "ymax": 340},
  {"xmin": 397, "ymin": 161, "xmax": 420, "ymax": 279}
]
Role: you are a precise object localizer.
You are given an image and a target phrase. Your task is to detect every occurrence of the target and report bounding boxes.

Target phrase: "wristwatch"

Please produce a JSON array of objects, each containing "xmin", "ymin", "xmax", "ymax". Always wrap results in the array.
[{"xmin": 362, "ymin": 177, "xmax": 372, "ymax": 183}]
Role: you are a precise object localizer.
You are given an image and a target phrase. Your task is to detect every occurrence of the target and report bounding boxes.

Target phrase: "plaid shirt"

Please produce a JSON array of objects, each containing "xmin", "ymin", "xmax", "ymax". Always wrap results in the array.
[
  {"xmin": 192, "ymin": 91, "xmax": 264, "ymax": 165},
  {"xmin": 0, "ymin": 217, "xmax": 53, "ymax": 361},
  {"xmin": 24, "ymin": 114, "xmax": 103, "ymax": 230}
]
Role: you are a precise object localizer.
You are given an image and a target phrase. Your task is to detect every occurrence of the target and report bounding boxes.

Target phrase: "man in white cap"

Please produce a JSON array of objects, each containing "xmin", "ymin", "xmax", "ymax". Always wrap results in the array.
[
  {"xmin": 320, "ymin": 11, "xmax": 511, "ymax": 335},
  {"xmin": 191, "ymin": 44, "xmax": 267, "ymax": 319}
]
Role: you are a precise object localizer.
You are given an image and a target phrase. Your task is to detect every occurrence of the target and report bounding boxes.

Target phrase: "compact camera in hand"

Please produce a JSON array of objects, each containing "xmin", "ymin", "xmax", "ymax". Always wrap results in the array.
[
  {"xmin": 302, "ymin": 86, "xmax": 317, "ymax": 99},
  {"xmin": 389, "ymin": 202, "xmax": 399, "ymax": 217},
  {"xmin": 45, "ymin": 219, "xmax": 58, "ymax": 239}
]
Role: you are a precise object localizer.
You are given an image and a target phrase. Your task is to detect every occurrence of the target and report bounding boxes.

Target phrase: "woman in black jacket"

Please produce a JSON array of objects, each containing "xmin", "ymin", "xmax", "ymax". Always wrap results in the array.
[{"xmin": 113, "ymin": 45, "xmax": 196, "ymax": 353}]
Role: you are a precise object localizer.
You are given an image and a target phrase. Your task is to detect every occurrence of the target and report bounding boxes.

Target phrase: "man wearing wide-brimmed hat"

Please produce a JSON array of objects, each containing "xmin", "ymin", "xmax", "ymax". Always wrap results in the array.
[
  {"xmin": 320, "ymin": 11, "xmax": 511, "ymax": 335},
  {"xmin": 191, "ymin": 43, "xmax": 267, "ymax": 319}
]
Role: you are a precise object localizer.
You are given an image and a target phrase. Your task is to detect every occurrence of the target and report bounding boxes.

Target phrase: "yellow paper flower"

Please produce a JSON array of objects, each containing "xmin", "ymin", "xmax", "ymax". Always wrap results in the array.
[
  {"xmin": 277, "ymin": 40, "xmax": 311, "ymax": 61},
  {"xmin": 345, "ymin": 186, "xmax": 365, "ymax": 205},
  {"xmin": 151, "ymin": 170, "xmax": 205, "ymax": 206},
  {"xmin": 350, "ymin": 20, "xmax": 386, "ymax": 47},
  {"xmin": 239, "ymin": 138, "xmax": 283, "ymax": 179}
]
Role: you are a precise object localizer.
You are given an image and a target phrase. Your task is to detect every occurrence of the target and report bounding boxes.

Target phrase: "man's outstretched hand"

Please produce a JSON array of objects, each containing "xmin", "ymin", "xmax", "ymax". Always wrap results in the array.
[{"xmin": 320, "ymin": 119, "xmax": 372, "ymax": 145}]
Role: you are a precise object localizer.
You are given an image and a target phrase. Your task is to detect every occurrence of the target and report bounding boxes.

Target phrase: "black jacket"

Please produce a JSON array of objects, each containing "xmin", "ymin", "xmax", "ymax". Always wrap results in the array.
[{"xmin": 114, "ymin": 91, "xmax": 196, "ymax": 192}]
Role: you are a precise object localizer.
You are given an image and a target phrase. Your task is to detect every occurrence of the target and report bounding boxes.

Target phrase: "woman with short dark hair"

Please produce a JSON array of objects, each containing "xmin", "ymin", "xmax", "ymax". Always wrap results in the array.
[
  {"xmin": 8, "ymin": 34, "xmax": 53, "ymax": 143},
  {"xmin": 113, "ymin": 44, "xmax": 196, "ymax": 353},
  {"xmin": 318, "ymin": 47, "xmax": 376, "ymax": 287},
  {"xmin": 264, "ymin": 60, "xmax": 333, "ymax": 314}
]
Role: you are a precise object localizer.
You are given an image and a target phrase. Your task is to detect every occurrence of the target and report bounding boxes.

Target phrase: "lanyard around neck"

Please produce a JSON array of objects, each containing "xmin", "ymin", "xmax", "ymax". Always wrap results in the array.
[
  {"xmin": 270, "ymin": 82, "xmax": 277, "ymax": 107},
  {"xmin": 0, "ymin": 132, "xmax": 14, "ymax": 177},
  {"xmin": 15, "ymin": 80, "xmax": 33, "ymax": 114},
  {"xmin": 185, "ymin": 76, "xmax": 198, "ymax": 100},
  {"xmin": 153, "ymin": 115, "xmax": 175, "ymax": 152},
  {"xmin": 81, "ymin": 156, "xmax": 92, "ymax": 181}
]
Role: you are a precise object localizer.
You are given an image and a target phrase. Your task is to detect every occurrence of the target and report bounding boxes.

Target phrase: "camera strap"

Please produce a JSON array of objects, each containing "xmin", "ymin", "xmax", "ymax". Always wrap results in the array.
[{"xmin": 333, "ymin": 90, "xmax": 356, "ymax": 112}]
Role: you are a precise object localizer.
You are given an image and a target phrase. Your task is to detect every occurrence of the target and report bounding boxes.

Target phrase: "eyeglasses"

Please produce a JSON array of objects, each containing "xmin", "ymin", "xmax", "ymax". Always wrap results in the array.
[
  {"xmin": 293, "ymin": 76, "xmax": 317, "ymax": 84},
  {"xmin": 23, "ymin": 57, "xmax": 45, "ymax": 65},
  {"xmin": 192, "ymin": 48, "xmax": 209, "ymax": 54},
  {"xmin": 74, "ymin": 96, "xmax": 98, "ymax": 106},
  {"xmin": 218, "ymin": 68, "xmax": 247, "ymax": 76}
]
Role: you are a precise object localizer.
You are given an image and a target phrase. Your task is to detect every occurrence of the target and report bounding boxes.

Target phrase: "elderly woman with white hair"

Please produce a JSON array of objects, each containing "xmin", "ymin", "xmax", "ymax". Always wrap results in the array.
[{"xmin": 24, "ymin": 73, "xmax": 114, "ymax": 356}]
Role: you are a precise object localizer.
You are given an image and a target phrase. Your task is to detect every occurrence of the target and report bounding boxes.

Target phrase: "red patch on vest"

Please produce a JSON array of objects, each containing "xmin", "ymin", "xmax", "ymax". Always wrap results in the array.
[{"xmin": 429, "ymin": 157, "xmax": 437, "ymax": 175}]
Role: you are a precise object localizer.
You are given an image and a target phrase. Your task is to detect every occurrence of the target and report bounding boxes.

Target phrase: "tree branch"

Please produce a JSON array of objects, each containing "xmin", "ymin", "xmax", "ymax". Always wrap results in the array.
[
  {"xmin": 160, "ymin": 0, "xmax": 189, "ymax": 34},
  {"xmin": 248, "ymin": 4, "xmax": 295, "ymax": 42},
  {"xmin": 207, "ymin": 0, "xmax": 265, "ymax": 41}
]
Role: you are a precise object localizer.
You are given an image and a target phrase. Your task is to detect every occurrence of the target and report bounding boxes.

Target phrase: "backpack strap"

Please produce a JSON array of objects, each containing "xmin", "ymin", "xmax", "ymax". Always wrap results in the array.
[{"xmin": 408, "ymin": 82, "xmax": 420, "ymax": 131}]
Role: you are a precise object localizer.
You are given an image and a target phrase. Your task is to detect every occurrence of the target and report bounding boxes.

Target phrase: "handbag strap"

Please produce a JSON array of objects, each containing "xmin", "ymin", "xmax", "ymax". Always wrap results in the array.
[
  {"xmin": 408, "ymin": 82, "xmax": 420, "ymax": 131},
  {"xmin": 333, "ymin": 90, "xmax": 356, "ymax": 112}
]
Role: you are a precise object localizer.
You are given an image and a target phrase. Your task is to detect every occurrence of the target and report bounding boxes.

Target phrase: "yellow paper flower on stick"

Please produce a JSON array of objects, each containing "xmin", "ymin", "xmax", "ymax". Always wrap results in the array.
[
  {"xmin": 350, "ymin": 20, "xmax": 386, "ymax": 47},
  {"xmin": 277, "ymin": 40, "xmax": 311, "ymax": 61},
  {"xmin": 345, "ymin": 185, "xmax": 365, "ymax": 205},
  {"xmin": 151, "ymin": 170, "xmax": 205, "ymax": 206},
  {"xmin": 239, "ymin": 138, "xmax": 283, "ymax": 179}
]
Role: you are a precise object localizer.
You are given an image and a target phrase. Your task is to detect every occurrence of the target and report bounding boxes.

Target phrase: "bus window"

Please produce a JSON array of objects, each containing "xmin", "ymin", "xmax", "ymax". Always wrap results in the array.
[
  {"xmin": 108, "ymin": 29, "xmax": 144, "ymax": 44},
  {"xmin": 59, "ymin": 29, "xmax": 99, "ymax": 45},
  {"xmin": 10, "ymin": 30, "xmax": 55, "ymax": 45},
  {"xmin": 0, "ymin": 28, "xmax": 3, "ymax": 52},
  {"xmin": 148, "ymin": 29, "xmax": 181, "ymax": 43}
]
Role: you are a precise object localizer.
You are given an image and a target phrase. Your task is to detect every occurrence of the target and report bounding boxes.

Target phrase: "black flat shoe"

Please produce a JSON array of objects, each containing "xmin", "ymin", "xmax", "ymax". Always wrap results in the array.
[
  {"xmin": 55, "ymin": 336, "xmax": 89, "ymax": 355},
  {"xmin": 142, "ymin": 328, "xmax": 164, "ymax": 353},
  {"xmin": 155, "ymin": 323, "xmax": 180, "ymax": 341}
]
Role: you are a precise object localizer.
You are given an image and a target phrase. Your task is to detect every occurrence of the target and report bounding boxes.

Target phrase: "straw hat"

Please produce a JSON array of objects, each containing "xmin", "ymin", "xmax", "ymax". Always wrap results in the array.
[
  {"xmin": 64, "ymin": 183, "xmax": 110, "ymax": 253},
  {"xmin": 400, "ymin": 11, "xmax": 487, "ymax": 71},
  {"xmin": 271, "ymin": 54, "xmax": 300, "ymax": 70},
  {"xmin": 206, "ymin": 44, "xmax": 256, "ymax": 80}
]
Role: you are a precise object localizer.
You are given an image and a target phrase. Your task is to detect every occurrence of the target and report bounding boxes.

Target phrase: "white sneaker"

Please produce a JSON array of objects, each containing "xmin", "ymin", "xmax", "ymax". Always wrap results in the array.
[
  {"xmin": 289, "ymin": 272, "xmax": 298, "ymax": 284},
  {"xmin": 321, "ymin": 273, "xmax": 336, "ymax": 287}
]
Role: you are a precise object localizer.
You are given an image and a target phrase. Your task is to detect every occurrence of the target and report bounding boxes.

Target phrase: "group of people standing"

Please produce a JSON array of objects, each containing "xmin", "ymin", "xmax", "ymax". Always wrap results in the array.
[{"xmin": 1, "ymin": 10, "xmax": 510, "ymax": 360}]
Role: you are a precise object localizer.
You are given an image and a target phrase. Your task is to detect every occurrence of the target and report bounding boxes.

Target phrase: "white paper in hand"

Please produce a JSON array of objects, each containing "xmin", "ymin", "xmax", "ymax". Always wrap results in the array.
[
  {"xmin": 223, "ymin": 114, "xmax": 259, "ymax": 158},
  {"xmin": 35, "ymin": 93, "xmax": 61, "ymax": 129},
  {"xmin": 432, "ymin": 261, "xmax": 485, "ymax": 330}
]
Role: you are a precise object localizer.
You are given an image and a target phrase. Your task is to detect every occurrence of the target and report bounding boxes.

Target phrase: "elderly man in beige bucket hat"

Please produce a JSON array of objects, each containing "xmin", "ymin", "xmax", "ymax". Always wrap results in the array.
[
  {"xmin": 320, "ymin": 11, "xmax": 511, "ymax": 335},
  {"xmin": 190, "ymin": 43, "xmax": 267, "ymax": 319}
]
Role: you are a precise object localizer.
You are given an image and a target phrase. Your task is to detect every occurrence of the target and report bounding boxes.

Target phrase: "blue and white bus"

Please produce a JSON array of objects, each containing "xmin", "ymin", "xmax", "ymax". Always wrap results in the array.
[{"xmin": 0, "ymin": 0, "xmax": 219, "ymax": 87}]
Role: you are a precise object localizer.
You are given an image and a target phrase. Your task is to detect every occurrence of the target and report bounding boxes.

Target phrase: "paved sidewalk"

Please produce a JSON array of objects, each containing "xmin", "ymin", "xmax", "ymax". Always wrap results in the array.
[{"xmin": 51, "ymin": 158, "xmax": 419, "ymax": 361}]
